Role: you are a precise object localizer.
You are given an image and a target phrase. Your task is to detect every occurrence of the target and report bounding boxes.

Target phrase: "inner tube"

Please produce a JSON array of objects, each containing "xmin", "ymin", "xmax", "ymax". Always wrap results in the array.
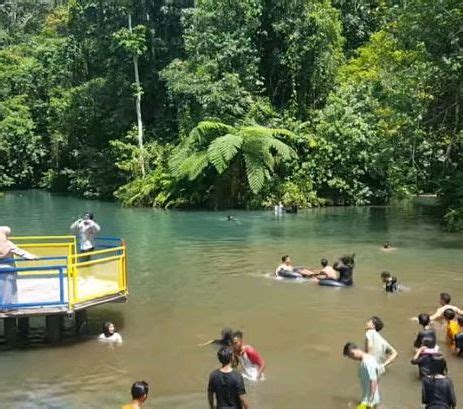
[
  {"xmin": 318, "ymin": 279, "xmax": 350, "ymax": 287},
  {"xmin": 277, "ymin": 269, "xmax": 303, "ymax": 279}
]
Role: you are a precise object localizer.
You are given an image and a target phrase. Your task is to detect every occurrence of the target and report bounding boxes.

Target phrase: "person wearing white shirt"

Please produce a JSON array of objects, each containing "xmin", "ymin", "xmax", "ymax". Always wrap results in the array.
[
  {"xmin": 365, "ymin": 316, "xmax": 398, "ymax": 375},
  {"xmin": 70, "ymin": 212, "xmax": 101, "ymax": 252},
  {"xmin": 98, "ymin": 321, "xmax": 122, "ymax": 343}
]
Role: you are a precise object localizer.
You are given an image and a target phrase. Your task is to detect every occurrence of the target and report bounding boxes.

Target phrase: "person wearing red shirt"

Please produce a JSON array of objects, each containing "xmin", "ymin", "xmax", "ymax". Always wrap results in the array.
[{"xmin": 232, "ymin": 331, "xmax": 265, "ymax": 381}]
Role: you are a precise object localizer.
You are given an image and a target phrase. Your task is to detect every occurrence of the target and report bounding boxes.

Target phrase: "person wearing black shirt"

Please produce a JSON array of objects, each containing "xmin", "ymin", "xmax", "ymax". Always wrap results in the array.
[
  {"xmin": 422, "ymin": 375, "xmax": 456, "ymax": 409},
  {"xmin": 411, "ymin": 342, "xmax": 447, "ymax": 379},
  {"xmin": 414, "ymin": 313, "xmax": 437, "ymax": 349},
  {"xmin": 208, "ymin": 347, "xmax": 249, "ymax": 409}
]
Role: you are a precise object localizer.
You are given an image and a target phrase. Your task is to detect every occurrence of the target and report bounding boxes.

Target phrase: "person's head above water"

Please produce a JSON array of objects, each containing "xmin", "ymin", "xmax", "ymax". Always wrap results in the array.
[
  {"xmin": 383, "ymin": 242, "xmax": 391, "ymax": 249},
  {"xmin": 366, "ymin": 316, "xmax": 384, "ymax": 332},
  {"xmin": 443, "ymin": 308, "xmax": 456, "ymax": 321},
  {"xmin": 102, "ymin": 321, "xmax": 115, "ymax": 337},
  {"xmin": 217, "ymin": 346, "xmax": 234, "ymax": 366},
  {"xmin": 131, "ymin": 381, "xmax": 149, "ymax": 403},
  {"xmin": 220, "ymin": 327, "xmax": 233, "ymax": 346},
  {"xmin": 342, "ymin": 342, "xmax": 363, "ymax": 360},
  {"xmin": 232, "ymin": 330, "xmax": 244, "ymax": 352},
  {"xmin": 418, "ymin": 313, "xmax": 431, "ymax": 327},
  {"xmin": 320, "ymin": 258, "xmax": 328, "ymax": 267},
  {"xmin": 380, "ymin": 271, "xmax": 392, "ymax": 282},
  {"xmin": 281, "ymin": 255, "xmax": 291, "ymax": 264},
  {"xmin": 440, "ymin": 292, "xmax": 451, "ymax": 306}
]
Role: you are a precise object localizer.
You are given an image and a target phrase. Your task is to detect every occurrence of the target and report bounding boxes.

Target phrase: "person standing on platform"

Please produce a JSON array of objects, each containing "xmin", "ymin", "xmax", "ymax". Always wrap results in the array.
[
  {"xmin": 70, "ymin": 212, "xmax": 101, "ymax": 253},
  {"xmin": 0, "ymin": 226, "xmax": 37, "ymax": 309}
]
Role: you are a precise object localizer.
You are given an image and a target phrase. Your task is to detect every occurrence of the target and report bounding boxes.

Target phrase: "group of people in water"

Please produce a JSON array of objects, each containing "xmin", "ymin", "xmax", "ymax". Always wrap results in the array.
[
  {"xmin": 202, "ymin": 329, "xmax": 265, "ymax": 409},
  {"xmin": 275, "ymin": 253, "xmax": 355, "ymax": 286},
  {"xmin": 342, "ymin": 292, "xmax": 463, "ymax": 408}
]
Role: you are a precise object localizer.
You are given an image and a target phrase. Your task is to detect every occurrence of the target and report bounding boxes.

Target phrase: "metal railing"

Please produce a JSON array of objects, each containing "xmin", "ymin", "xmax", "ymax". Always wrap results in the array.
[{"xmin": 1, "ymin": 236, "xmax": 127, "ymax": 311}]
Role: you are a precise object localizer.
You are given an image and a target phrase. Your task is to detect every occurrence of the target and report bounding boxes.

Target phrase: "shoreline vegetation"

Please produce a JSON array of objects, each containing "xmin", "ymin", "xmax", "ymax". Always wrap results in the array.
[{"xmin": 0, "ymin": 1, "xmax": 461, "ymax": 230}]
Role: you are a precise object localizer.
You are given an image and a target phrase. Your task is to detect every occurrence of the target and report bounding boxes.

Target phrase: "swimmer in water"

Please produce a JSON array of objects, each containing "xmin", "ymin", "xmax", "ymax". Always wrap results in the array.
[
  {"xmin": 199, "ymin": 328, "xmax": 234, "ymax": 347},
  {"xmin": 227, "ymin": 215, "xmax": 236, "ymax": 221},
  {"xmin": 122, "ymin": 381, "xmax": 149, "ymax": 409},
  {"xmin": 381, "ymin": 241, "xmax": 396, "ymax": 252},
  {"xmin": 275, "ymin": 255, "xmax": 315, "ymax": 278},
  {"xmin": 315, "ymin": 258, "xmax": 338, "ymax": 280},
  {"xmin": 98, "ymin": 321, "xmax": 123, "ymax": 343},
  {"xmin": 380, "ymin": 271, "xmax": 400, "ymax": 293}
]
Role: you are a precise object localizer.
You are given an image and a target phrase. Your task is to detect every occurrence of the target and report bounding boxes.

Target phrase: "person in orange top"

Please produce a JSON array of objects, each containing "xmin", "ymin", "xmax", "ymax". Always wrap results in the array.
[
  {"xmin": 443, "ymin": 309, "xmax": 461, "ymax": 348},
  {"xmin": 122, "ymin": 381, "xmax": 149, "ymax": 409}
]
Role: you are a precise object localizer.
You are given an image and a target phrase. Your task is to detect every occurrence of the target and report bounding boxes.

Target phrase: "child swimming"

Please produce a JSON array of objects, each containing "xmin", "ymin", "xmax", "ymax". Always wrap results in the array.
[{"xmin": 380, "ymin": 271, "xmax": 400, "ymax": 293}]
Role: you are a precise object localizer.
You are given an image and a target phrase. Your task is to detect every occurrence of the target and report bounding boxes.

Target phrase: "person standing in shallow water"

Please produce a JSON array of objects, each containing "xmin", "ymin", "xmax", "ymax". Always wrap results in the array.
[
  {"xmin": 343, "ymin": 342, "xmax": 382, "ymax": 408},
  {"xmin": 233, "ymin": 331, "xmax": 265, "ymax": 381},
  {"xmin": 364, "ymin": 316, "xmax": 398, "ymax": 374},
  {"xmin": 122, "ymin": 381, "xmax": 149, "ymax": 409},
  {"xmin": 208, "ymin": 347, "xmax": 249, "ymax": 409}
]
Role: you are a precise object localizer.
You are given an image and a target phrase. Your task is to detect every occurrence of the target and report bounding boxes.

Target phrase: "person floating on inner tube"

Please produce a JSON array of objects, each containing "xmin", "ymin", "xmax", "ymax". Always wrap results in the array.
[
  {"xmin": 275, "ymin": 255, "xmax": 315, "ymax": 279},
  {"xmin": 319, "ymin": 254, "xmax": 355, "ymax": 286}
]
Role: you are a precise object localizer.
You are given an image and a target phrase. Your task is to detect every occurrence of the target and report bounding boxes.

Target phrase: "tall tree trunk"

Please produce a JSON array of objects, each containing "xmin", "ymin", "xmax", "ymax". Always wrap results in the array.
[{"xmin": 128, "ymin": 13, "xmax": 146, "ymax": 178}]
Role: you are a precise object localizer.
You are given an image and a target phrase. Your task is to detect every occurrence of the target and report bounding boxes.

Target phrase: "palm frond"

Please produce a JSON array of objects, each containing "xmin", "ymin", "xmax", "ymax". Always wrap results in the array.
[
  {"xmin": 264, "ymin": 137, "xmax": 297, "ymax": 161},
  {"xmin": 243, "ymin": 152, "xmax": 266, "ymax": 194},
  {"xmin": 175, "ymin": 151, "xmax": 209, "ymax": 180},
  {"xmin": 190, "ymin": 121, "xmax": 234, "ymax": 146},
  {"xmin": 207, "ymin": 133, "xmax": 243, "ymax": 174}
]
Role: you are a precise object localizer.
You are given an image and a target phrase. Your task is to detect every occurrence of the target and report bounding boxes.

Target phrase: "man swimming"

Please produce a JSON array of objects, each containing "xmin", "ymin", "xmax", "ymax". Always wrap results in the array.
[
  {"xmin": 275, "ymin": 255, "xmax": 315, "ymax": 279},
  {"xmin": 380, "ymin": 271, "xmax": 400, "ymax": 293}
]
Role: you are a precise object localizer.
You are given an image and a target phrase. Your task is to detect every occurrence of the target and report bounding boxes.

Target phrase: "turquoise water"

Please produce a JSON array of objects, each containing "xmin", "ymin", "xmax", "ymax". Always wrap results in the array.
[{"xmin": 0, "ymin": 191, "xmax": 463, "ymax": 408}]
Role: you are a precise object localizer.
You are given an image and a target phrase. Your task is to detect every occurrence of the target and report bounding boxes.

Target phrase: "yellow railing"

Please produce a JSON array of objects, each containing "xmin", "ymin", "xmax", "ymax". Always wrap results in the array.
[{"xmin": 7, "ymin": 236, "xmax": 128, "ymax": 310}]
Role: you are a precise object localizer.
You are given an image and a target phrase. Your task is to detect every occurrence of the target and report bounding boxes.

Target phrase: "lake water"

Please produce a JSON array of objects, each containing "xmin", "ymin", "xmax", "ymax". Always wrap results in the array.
[{"xmin": 0, "ymin": 191, "xmax": 463, "ymax": 408}]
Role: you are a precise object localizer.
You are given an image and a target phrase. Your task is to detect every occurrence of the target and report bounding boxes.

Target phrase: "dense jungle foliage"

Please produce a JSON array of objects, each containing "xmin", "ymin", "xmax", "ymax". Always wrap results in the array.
[{"xmin": 0, "ymin": 0, "xmax": 462, "ymax": 229}]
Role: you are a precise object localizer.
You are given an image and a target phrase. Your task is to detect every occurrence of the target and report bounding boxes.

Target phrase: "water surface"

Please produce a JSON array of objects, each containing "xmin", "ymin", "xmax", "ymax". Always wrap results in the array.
[{"xmin": 0, "ymin": 191, "xmax": 462, "ymax": 408}]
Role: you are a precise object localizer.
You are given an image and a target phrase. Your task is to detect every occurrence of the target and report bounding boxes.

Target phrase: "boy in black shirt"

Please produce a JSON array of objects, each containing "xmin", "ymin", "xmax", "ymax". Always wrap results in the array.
[{"xmin": 208, "ymin": 347, "xmax": 249, "ymax": 409}]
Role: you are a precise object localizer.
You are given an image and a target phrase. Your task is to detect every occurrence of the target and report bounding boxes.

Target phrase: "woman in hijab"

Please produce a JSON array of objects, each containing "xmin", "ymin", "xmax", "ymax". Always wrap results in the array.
[{"xmin": 0, "ymin": 226, "xmax": 37, "ymax": 308}]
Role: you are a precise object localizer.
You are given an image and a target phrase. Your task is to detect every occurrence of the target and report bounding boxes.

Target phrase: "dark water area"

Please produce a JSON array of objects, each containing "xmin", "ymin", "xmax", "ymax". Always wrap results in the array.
[{"xmin": 0, "ymin": 191, "xmax": 463, "ymax": 408}]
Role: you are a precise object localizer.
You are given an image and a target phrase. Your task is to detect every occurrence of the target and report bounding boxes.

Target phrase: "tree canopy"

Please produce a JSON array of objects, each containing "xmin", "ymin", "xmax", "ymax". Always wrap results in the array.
[{"xmin": 0, "ymin": 0, "xmax": 462, "ymax": 229}]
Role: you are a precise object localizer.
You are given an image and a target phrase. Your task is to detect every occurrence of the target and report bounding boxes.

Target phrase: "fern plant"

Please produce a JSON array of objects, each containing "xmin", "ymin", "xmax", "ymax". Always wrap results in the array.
[{"xmin": 170, "ymin": 121, "xmax": 297, "ymax": 194}]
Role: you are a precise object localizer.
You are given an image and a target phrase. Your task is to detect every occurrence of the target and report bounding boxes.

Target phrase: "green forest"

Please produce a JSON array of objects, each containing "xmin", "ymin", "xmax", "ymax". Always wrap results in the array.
[{"xmin": 1, "ymin": 0, "xmax": 462, "ymax": 229}]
